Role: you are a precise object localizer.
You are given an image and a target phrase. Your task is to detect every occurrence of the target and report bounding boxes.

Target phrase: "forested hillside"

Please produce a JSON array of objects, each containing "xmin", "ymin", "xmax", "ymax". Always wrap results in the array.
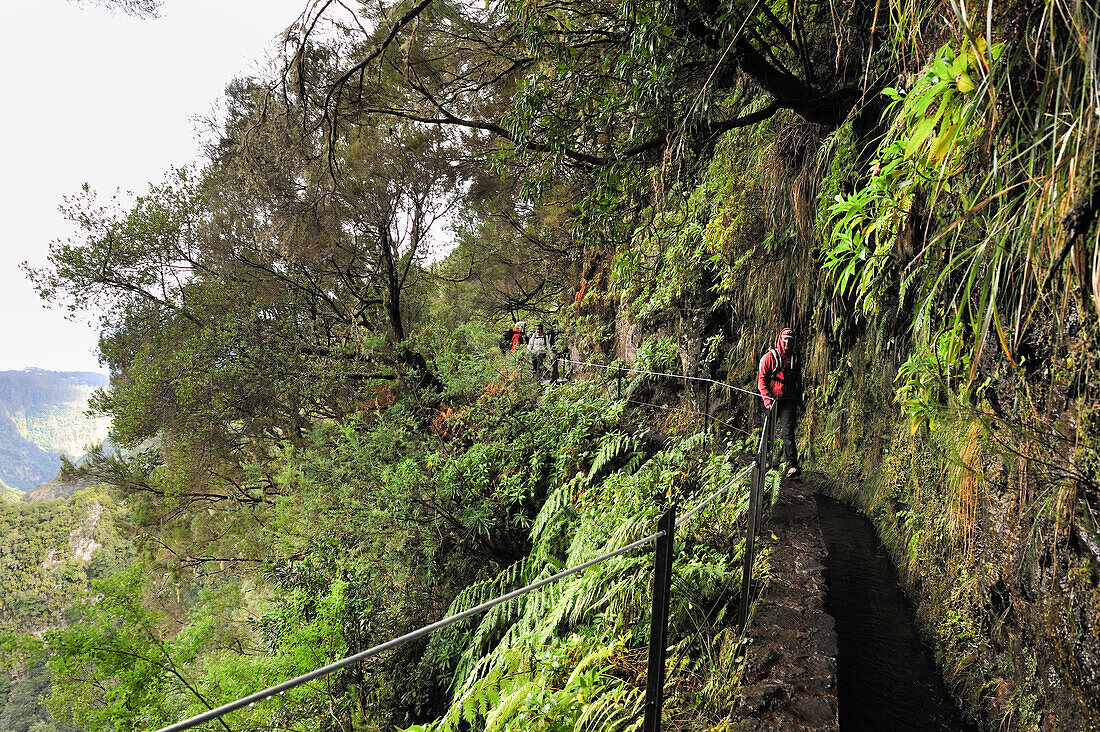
[
  {"xmin": 0, "ymin": 486, "xmax": 125, "ymax": 731},
  {"xmin": 0, "ymin": 370, "xmax": 109, "ymax": 491},
  {"xmin": 3, "ymin": 0, "xmax": 1098, "ymax": 730}
]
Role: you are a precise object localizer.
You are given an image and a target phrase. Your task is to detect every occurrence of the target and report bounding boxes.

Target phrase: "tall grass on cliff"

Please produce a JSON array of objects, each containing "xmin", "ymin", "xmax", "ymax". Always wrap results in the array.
[{"xmin": 818, "ymin": 0, "xmax": 1099, "ymax": 508}]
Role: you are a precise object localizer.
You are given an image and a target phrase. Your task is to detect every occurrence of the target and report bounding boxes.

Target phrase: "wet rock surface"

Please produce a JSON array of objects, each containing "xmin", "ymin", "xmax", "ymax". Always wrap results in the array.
[{"xmin": 735, "ymin": 475, "xmax": 839, "ymax": 731}]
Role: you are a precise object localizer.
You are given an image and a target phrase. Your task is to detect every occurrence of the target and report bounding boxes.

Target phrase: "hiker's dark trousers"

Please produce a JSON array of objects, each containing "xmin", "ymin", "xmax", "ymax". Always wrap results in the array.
[
  {"xmin": 531, "ymin": 353, "xmax": 546, "ymax": 379},
  {"xmin": 777, "ymin": 400, "xmax": 799, "ymax": 467}
]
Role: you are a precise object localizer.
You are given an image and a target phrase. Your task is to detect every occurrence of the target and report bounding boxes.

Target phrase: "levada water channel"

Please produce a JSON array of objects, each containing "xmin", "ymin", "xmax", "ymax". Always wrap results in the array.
[{"xmin": 816, "ymin": 494, "xmax": 976, "ymax": 731}]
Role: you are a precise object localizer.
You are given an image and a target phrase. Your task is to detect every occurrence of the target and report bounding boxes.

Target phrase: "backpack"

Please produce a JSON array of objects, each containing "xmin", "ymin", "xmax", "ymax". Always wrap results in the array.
[
  {"xmin": 764, "ymin": 348, "xmax": 800, "ymax": 400},
  {"xmin": 499, "ymin": 330, "xmax": 513, "ymax": 354}
]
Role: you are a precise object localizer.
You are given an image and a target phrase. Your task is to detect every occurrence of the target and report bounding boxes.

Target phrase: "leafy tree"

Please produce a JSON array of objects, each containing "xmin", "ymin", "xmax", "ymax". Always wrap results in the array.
[
  {"xmin": 290, "ymin": 0, "xmax": 879, "ymax": 207},
  {"xmin": 26, "ymin": 89, "xmax": 470, "ymax": 566},
  {"xmin": 43, "ymin": 565, "xmax": 224, "ymax": 731}
]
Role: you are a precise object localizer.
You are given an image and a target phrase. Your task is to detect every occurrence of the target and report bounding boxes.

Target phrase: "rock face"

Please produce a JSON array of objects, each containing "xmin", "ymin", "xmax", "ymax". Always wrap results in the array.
[
  {"xmin": 736, "ymin": 476, "xmax": 839, "ymax": 730},
  {"xmin": 614, "ymin": 307, "xmax": 644, "ymax": 365}
]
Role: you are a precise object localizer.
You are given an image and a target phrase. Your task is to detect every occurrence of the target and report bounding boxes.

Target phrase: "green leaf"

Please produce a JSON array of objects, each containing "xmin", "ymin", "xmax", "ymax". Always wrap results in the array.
[
  {"xmin": 930, "ymin": 121, "xmax": 961, "ymax": 163},
  {"xmin": 905, "ymin": 111, "xmax": 943, "ymax": 158},
  {"xmin": 906, "ymin": 79, "xmax": 950, "ymax": 118}
]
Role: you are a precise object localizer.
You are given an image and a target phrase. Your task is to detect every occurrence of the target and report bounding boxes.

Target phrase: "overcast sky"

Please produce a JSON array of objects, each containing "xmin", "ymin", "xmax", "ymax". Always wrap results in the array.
[{"xmin": 0, "ymin": 0, "xmax": 309, "ymax": 373}]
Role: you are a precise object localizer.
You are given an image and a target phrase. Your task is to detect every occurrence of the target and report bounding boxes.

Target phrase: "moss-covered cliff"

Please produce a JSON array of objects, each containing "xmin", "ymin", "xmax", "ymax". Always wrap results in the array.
[{"xmin": 584, "ymin": 3, "xmax": 1100, "ymax": 728}]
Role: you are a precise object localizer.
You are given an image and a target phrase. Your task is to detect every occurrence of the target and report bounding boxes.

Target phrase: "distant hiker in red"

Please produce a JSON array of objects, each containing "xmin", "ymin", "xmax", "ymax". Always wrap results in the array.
[
  {"xmin": 509, "ymin": 321, "xmax": 527, "ymax": 353},
  {"xmin": 758, "ymin": 327, "xmax": 802, "ymax": 477}
]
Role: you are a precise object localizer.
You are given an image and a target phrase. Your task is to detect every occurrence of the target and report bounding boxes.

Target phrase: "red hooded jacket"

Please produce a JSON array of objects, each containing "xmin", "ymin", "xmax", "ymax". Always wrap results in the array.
[{"xmin": 758, "ymin": 328, "xmax": 800, "ymax": 408}]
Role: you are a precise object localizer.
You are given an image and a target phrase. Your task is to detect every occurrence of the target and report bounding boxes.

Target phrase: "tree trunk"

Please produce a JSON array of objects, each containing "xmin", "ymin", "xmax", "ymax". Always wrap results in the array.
[{"xmin": 379, "ymin": 223, "xmax": 406, "ymax": 343}]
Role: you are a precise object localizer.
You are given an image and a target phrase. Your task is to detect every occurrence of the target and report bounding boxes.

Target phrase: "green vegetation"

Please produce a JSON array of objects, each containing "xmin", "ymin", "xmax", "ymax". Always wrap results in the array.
[
  {"xmin": 0, "ymin": 485, "xmax": 123, "ymax": 732},
  {"xmin": 0, "ymin": 660, "xmax": 81, "ymax": 732},
  {"xmin": 7, "ymin": 351, "xmax": 758, "ymax": 731},
  {"xmin": 0, "ymin": 487, "xmax": 122, "ymax": 632}
]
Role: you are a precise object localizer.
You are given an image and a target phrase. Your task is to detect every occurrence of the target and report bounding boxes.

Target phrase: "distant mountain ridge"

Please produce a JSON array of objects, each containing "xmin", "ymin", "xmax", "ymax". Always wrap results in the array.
[{"xmin": 0, "ymin": 369, "xmax": 110, "ymax": 491}]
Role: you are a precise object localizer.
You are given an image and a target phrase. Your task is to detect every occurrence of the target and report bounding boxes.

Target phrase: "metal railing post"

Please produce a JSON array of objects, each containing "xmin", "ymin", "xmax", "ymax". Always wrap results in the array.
[
  {"xmin": 770, "ymin": 407, "xmax": 777, "ymax": 453},
  {"xmin": 643, "ymin": 504, "xmax": 676, "ymax": 732},
  {"xmin": 740, "ymin": 458, "xmax": 761, "ymax": 628},
  {"xmin": 740, "ymin": 405, "xmax": 774, "ymax": 628}
]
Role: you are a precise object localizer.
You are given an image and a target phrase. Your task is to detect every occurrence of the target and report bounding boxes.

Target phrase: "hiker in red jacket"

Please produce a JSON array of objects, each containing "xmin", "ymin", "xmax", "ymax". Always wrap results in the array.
[
  {"xmin": 509, "ymin": 321, "xmax": 527, "ymax": 353},
  {"xmin": 758, "ymin": 327, "xmax": 803, "ymax": 477}
]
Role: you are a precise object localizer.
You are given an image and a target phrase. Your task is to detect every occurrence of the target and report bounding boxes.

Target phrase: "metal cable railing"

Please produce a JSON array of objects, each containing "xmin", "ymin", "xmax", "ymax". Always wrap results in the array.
[
  {"xmin": 677, "ymin": 463, "xmax": 754, "ymax": 528},
  {"xmin": 159, "ymin": 533, "xmax": 662, "ymax": 732},
  {"xmin": 158, "ymin": 458, "xmax": 761, "ymax": 732},
  {"xmin": 559, "ymin": 357, "xmax": 762, "ymax": 399},
  {"xmin": 159, "ymin": 359, "xmax": 780, "ymax": 732},
  {"xmin": 561, "ymin": 354, "xmax": 780, "ymax": 606},
  {"xmin": 619, "ymin": 396, "xmax": 752, "ymax": 437}
]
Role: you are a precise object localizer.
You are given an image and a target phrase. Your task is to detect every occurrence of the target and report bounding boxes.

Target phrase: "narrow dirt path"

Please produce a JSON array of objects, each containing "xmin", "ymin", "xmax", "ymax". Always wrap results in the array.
[{"xmin": 734, "ymin": 475, "xmax": 839, "ymax": 730}]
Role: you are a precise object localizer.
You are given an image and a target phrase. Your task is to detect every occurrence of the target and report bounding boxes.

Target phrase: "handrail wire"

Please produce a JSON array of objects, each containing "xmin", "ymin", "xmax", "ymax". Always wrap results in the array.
[
  {"xmin": 563, "ymin": 354, "xmax": 761, "ymax": 396},
  {"xmin": 676, "ymin": 463, "xmax": 754, "ymax": 528},
  {"xmin": 158, "ymin": 460, "xmax": 757, "ymax": 732},
  {"xmin": 158, "ymin": 532, "xmax": 662, "ymax": 732},
  {"xmin": 620, "ymin": 397, "xmax": 751, "ymax": 437}
]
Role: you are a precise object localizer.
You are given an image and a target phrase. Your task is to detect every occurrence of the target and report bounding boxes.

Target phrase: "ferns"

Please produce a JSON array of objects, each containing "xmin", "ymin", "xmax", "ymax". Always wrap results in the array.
[
  {"xmin": 406, "ymin": 408, "xmax": 760, "ymax": 732},
  {"xmin": 588, "ymin": 431, "xmax": 640, "ymax": 481},
  {"xmin": 530, "ymin": 475, "xmax": 579, "ymax": 553},
  {"xmin": 429, "ymin": 637, "xmax": 644, "ymax": 732},
  {"xmin": 573, "ymin": 685, "xmax": 644, "ymax": 732}
]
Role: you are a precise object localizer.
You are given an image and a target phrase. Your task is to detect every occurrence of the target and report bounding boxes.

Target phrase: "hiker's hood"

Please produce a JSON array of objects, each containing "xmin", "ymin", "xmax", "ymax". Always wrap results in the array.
[{"xmin": 775, "ymin": 328, "xmax": 796, "ymax": 357}]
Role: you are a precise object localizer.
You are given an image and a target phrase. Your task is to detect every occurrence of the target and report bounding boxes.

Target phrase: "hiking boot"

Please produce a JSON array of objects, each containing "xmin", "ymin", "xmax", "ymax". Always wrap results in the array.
[{"xmin": 785, "ymin": 465, "xmax": 801, "ymax": 478}]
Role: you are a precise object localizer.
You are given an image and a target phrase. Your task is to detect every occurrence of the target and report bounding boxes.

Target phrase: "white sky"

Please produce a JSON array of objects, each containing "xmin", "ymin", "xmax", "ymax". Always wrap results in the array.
[{"xmin": 0, "ymin": 0, "xmax": 309, "ymax": 374}]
